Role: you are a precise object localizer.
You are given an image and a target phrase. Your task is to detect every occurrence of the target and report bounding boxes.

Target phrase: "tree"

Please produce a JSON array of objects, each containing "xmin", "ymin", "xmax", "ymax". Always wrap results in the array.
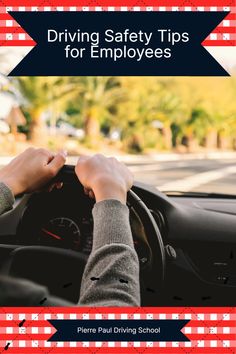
[
  {"xmin": 170, "ymin": 77, "xmax": 236, "ymax": 151},
  {"xmin": 182, "ymin": 108, "xmax": 213, "ymax": 150},
  {"xmin": 12, "ymin": 75, "xmax": 236, "ymax": 153},
  {"xmin": 74, "ymin": 77, "xmax": 123, "ymax": 140},
  {"xmin": 118, "ymin": 77, "xmax": 180, "ymax": 151},
  {"xmin": 15, "ymin": 77, "xmax": 79, "ymax": 143}
]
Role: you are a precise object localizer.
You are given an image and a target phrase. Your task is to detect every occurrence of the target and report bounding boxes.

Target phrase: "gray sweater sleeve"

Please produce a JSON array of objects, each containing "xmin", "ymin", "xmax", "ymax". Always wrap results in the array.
[
  {"xmin": 79, "ymin": 199, "xmax": 140, "ymax": 307},
  {"xmin": 0, "ymin": 183, "xmax": 140, "ymax": 307},
  {"xmin": 0, "ymin": 182, "xmax": 15, "ymax": 214}
]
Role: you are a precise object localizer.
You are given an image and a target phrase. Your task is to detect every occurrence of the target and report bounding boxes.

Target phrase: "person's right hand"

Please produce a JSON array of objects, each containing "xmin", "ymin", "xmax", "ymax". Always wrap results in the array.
[
  {"xmin": 0, "ymin": 147, "xmax": 66, "ymax": 196},
  {"xmin": 75, "ymin": 154, "xmax": 133, "ymax": 204}
]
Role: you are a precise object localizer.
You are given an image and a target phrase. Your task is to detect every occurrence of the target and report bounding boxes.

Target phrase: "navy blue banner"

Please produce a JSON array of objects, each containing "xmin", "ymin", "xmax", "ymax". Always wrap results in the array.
[
  {"xmin": 48, "ymin": 319, "xmax": 190, "ymax": 342},
  {"xmin": 9, "ymin": 11, "xmax": 229, "ymax": 76}
]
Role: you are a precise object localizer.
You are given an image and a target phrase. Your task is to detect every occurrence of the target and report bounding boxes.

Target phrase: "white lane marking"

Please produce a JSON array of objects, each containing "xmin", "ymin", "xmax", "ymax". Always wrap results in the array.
[
  {"xmin": 158, "ymin": 166, "xmax": 236, "ymax": 192},
  {"xmin": 129, "ymin": 165, "xmax": 163, "ymax": 172},
  {"xmin": 129, "ymin": 162, "xmax": 189, "ymax": 172}
]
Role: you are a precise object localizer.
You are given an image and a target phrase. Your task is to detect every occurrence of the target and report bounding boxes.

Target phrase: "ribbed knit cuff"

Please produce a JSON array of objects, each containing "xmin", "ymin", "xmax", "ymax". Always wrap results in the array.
[
  {"xmin": 0, "ymin": 182, "xmax": 15, "ymax": 215},
  {"xmin": 92, "ymin": 199, "xmax": 133, "ymax": 250}
]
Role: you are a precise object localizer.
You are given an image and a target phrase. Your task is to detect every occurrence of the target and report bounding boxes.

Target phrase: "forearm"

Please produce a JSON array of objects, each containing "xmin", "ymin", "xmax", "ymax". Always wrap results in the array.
[
  {"xmin": 79, "ymin": 199, "xmax": 140, "ymax": 307},
  {"xmin": 0, "ymin": 182, "xmax": 15, "ymax": 215}
]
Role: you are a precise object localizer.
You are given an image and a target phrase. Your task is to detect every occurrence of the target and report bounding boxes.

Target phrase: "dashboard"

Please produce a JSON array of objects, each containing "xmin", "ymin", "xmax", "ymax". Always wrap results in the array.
[
  {"xmin": 17, "ymin": 185, "xmax": 95, "ymax": 255},
  {"xmin": 0, "ymin": 180, "xmax": 236, "ymax": 305},
  {"xmin": 16, "ymin": 184, "xmax": 152, "ymax": 266}
]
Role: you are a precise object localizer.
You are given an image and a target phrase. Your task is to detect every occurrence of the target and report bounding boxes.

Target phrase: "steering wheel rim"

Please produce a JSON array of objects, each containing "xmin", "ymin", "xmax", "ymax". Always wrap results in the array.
[
  {"xmin": 5, "ymin": 165, "xmax": 166, "ymax": 305},
  {"xmin": 56, "ymin": 165, "xmax": 166, "ymax": 282}
]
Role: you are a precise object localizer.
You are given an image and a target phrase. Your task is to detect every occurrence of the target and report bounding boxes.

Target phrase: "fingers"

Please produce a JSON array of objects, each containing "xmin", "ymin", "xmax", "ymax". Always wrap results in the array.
[
  {"xmin": 48, "ymin": 182, "xmax": 63, "ymax": 193},
  {"xmin": 36, "ymin": 148, "xmax": 55, "ymax": 164},
  {"xmin": 88, "ymin": 190, "xmax": 95, "ymax": 199},
  {"xmin": 77, "ymin": 155, "xmax": 89, "ymax": 166},
  {"xmin": 75, "ymin": 155, "xmax": 87, "ymax": 172},
  {"xmin": 55, "ymin": 182, "xmax": 63, "ymax": 189},
  {"xmin": 47, "ymin": 150, "xmax": 67, "ymax": 176},
  {"xmin": 75, "ymin": 153, "xmax": 133, "ymax": 203},
  {"xmin": 84, "ymin": 187, "xmax": 95, "ymax": 199},
  {"xmin": 84, "ymin": 187, "xmax": 89, "ymax": 195}
]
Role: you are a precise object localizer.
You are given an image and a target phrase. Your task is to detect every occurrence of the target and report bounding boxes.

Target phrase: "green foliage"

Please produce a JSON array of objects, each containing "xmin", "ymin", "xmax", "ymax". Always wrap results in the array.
[{"xmin": 12, "ymin": 75, "xmax": 236, "ymax": 152}]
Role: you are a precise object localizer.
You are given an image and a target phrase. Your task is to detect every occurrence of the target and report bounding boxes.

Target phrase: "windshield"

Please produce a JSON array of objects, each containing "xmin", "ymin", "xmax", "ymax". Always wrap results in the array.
[
  {"xmin": 129, "ymin": 156, "xmax": 236, "ymax": 196},
  {"xmin": 0, "ymin": 48, "xmax": 236, "ymax": 196}
]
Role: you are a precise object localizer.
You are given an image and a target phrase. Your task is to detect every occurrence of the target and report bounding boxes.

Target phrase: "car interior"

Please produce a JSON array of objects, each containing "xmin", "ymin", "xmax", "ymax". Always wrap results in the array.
[{"xmin": 0, "ymin": 164, "xmax": 236, "ymax": 306}]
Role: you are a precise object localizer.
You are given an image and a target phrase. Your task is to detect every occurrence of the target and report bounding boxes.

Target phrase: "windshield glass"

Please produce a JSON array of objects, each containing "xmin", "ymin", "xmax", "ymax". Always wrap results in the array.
[{"xmin": 0, "ymin": 48, "xmax": 236, "ymax": 196}]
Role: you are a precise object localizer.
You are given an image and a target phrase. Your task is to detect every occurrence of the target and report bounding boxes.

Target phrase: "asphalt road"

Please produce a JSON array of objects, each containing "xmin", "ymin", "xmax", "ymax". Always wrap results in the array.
[
  {"xmin": 127, "ymin": 158, "xmax": 236, "ymax": 195},
  {"xmin": 1, "ymin": 156, "xmax": 236, "ymax": 196}
]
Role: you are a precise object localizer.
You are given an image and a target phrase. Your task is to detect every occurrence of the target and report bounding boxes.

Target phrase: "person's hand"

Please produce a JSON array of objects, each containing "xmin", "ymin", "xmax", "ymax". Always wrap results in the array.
[
  {"xmin": 0, "ymin": 148, "xmax": 67, "ymax": 196},
  {"xmin": 75, "ymin": 154, "xmax": 133, "ymax": 204}
]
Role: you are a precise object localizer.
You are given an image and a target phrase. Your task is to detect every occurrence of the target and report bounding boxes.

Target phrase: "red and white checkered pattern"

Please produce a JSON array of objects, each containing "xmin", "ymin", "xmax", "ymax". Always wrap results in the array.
[
  {"xmin": 0, "ymin": 2, "xmax": 235, "ymax": 47},
  {"xmin": 0, "ymin": 307, "xmax": 235, "ymax": 353}
]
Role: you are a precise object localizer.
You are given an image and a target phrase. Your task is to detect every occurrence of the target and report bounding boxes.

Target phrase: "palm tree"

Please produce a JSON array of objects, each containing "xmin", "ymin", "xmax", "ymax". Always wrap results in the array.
[
  {"xmin": 153, "ymin": 80, "xmax": 180, "ymax": 149},
  {"xmin": 75, "ymin": 77, "xmax": 123, "ymax": 140},
  {"xmin": 119, "ymin": 77, "xmax": 180, "ymax": 151},
  {"xmin": 15, "ymin": 77, "xmax": 79, "ymax": 143}
]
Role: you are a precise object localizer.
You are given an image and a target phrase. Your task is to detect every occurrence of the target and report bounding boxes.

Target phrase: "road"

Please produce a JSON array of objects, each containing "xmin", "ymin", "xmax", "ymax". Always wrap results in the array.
[
  {"xmin": 0, "ymin": 155, "xmax": 236, "ymax": 196},
  {"xmin": 127, "ymin": 158, "xmax": 236, "ymax": 195}
]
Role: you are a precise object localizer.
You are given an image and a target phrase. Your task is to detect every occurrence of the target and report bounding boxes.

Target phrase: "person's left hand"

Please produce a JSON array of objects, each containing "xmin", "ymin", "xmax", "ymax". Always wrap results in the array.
[{"xmin": 0, "ymin": 147, "xmax": 67, "ymax": 196}]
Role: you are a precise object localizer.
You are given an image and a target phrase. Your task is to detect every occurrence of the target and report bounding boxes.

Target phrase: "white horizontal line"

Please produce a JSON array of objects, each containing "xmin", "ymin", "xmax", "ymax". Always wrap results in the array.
[
  {"xmin": 129, "ymin": 162, "xmax": 189, "ymax": 172},
  {"xmin": 158, "ymin": 166, "xmax": 236, "ymax": 192}
]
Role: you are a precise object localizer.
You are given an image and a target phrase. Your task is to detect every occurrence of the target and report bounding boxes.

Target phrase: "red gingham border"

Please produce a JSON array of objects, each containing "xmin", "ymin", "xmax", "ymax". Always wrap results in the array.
[
  {"xmin": 0, "ymin": 0, "xmax": 235, "ymax": 46},
  {"xmin": 0, "ymin": 0, "xmax": 235, "ymax": 6},
  {"xmin": 0, "ymin": 2, "xmax": 235, "ymax": 353},
  {"xmin": 0, "ymin": 307, "xmax": 235, "ymax": 353}
]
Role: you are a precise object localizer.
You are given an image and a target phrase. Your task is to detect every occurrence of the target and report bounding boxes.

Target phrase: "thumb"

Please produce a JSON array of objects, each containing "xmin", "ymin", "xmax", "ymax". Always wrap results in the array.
[
  {"xmin": 47, "ymin": 150, "xmax": 67, "ymax": 174},
  {"xmin": 77, "ymin": 154, "xmax": 88, "ymax": 164}
]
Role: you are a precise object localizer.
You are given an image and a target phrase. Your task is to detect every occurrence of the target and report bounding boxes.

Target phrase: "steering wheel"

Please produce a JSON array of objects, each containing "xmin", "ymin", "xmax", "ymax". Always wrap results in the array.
[{"xmin": 3, "ymin": 165, "xmax": 166, "ymax": 306}]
